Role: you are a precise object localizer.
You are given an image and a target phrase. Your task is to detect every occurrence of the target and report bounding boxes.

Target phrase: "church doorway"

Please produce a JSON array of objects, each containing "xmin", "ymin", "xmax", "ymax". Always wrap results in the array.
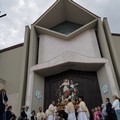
[{"xmin": 44, "ymin": 70, "xmax": 102, "ymax": 112}]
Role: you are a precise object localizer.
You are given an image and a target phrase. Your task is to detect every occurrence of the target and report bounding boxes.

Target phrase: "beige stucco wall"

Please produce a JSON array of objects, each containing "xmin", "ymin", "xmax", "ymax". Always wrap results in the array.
[
  {"xmin": 97, "ymin": 64, "xmax": 116, "ymax": 103},
  {"xmin": 0, "ymin": 83, "xmax": 5, "ymax": 89},
  {"xmin": 32, "ymin": 73, "xmax": 44, "ymax": 111},
  {"xmin": 0, "ymin": 46, "xmax": 23, "ymax": 115},
  {"xmin": 38, "ymin": 29, "xmax": 101, "ymax": 64},
  {"xmin": 0, "ymin": 78, "xmax": 5, "ymax": 89}
]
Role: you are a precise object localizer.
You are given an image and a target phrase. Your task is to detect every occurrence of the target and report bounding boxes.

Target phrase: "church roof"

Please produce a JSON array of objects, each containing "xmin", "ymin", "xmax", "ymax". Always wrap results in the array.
[
  {"xmin": 33, "ymin": 0, "xmax": 99, "ymax": 28},
  {"xmin": 33, "ymin": 0, "xmax": 99, "ymax": 40}
]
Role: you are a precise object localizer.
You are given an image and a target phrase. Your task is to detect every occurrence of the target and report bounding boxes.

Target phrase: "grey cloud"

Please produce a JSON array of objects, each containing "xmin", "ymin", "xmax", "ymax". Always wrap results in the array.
[
  {"xmin": 0, "ymin": 0, "xmax": 120, "ymax": 49},
  {"xmin": 0, "ymin": 0, "xmax": 54, "ymax": 49},
  {"xmin": 74, "ymin": 0, "xmax": 120, "ymax": 33}
]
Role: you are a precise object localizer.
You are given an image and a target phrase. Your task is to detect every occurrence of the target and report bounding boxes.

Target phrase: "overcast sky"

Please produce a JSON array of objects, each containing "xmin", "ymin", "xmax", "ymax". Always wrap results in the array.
[{"xmin": 0, "ymin": 0, "xmax": 120, "ymax": 49}]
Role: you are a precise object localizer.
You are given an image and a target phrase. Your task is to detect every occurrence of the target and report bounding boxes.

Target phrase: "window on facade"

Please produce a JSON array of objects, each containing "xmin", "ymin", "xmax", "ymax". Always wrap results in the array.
[{"xmin": 50, "ymin": 21, "xmax": 82, "ymax": 35}]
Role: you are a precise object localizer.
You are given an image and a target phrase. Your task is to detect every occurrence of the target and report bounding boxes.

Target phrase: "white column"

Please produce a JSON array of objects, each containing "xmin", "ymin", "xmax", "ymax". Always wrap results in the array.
[
  {"xmin": 105, "ymin": 62, "xmax": 119, "ymax": 96},
  {"xmin": 25, "ymin": 25, "xmax": 38, "ymax": 111},
  {"xmin": 25, "ymin": 70, "xmax": 34, "ymax": 111}
]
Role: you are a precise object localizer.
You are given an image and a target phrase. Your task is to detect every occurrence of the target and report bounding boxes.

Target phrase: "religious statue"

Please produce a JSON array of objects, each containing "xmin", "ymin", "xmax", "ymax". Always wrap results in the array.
[
  {"xmin": 56, "ymin": 79, "xmax": 79, "ymax": 105},
  {"xmin": 60, "ymin": 79, "xmax": 70, "ymax": 98}
]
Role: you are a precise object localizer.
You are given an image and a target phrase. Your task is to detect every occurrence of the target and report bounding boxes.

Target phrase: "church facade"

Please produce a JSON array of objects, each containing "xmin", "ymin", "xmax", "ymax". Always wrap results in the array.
[{"xmin": 0, "ymin": 0, "xmax": 120, "ymax": 115}]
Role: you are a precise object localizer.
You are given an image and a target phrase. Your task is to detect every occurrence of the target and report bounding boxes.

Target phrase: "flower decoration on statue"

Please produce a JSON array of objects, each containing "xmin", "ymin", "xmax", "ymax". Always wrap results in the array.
[{"xmin": 56, "ymin": 79, "xmax": 79, "ymax": 103}]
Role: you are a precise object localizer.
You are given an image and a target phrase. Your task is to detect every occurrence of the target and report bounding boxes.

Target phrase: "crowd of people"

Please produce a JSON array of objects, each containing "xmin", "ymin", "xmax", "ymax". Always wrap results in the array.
[
  {"xmin": 41, "ymin": 96, "xmax": 90, "ymax": 120},
  {"xmin": 0, "ymin": 88, "xmax": 120, "ymax": 120},
  {"xmin": 18, "ymin": 96, "xmax": 89, "ymax": 120},
  {"xmin": 91, "ymin": 96, "xmax": 120, "ymax": 120},
  {"xmin": 18, "ymin": 106, "xmax": 45, "ymax": 120},
  {"xmin": 18, "ymin": 96, "xmax": 120, "ymax": 120}
]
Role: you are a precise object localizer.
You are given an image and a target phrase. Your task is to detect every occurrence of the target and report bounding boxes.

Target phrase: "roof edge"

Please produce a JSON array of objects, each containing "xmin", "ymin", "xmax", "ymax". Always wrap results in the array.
[
  {"xmin": 112, "ymin": 33, "xmax": 120, "ymax": 36},
  {"xmin": 0, "ymin": 43, "xmax": 24, "ymax": 53},
  {"xmin": 70, "ymin": 0, "xmax": 100, "ymax": 18},
  {"xmin": 32, "ymin": 0, "xmax": 59, "ymax": 26},
  {"xmin": 32, "ymin": 0, "xmax": 99, "ymax": 26}
]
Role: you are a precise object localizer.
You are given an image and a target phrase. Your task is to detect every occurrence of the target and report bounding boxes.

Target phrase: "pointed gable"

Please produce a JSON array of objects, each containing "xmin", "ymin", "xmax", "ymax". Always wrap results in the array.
[
  {"xmin": 33, "ymin": 0, "xmax": 99, "ymax": 28},
  {"xmin": 33, "ymin": 0, "xmax": 99, "ymax": 39}
]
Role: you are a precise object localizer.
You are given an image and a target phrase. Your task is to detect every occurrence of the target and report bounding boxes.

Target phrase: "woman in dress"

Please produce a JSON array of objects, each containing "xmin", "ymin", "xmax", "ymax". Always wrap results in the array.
[
  {"xmin": 77, "ymin": 96, "xmax": 89, "ymax": 120},
  {"xmin": 112, "ymin": 95, "xmax": 120, "ymax": 120},
  {"xmin": 65, "ymin": 98, "xmax": 76, "ymax": 120},
  {"xmin": 45, "ymin": 101, "xmax": 55, "ymax": 120},
  {"xmin": 94, "ymin": 107, "xmax": 100, "ymax": 120}
]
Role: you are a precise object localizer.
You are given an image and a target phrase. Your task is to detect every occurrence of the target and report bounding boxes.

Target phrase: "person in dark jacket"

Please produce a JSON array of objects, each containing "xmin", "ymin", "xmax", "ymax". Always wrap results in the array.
[
  {"xmin": 106, "ymin": 97, "xmax": 117, "ymax": 120},
  {"xmin": 6, "ymin": 105, "xmax": 15, "ymax": 120},
  {"xmin": 31, "ymin": 110, "xmax": 37, "ymax": 120},
  {"xmin": 20, "ymin": 106, "xmax": 27, "ymax": 120},
  {"xmin": 0, "ymin": 89, "xmax": 8, "ymax": 120}
]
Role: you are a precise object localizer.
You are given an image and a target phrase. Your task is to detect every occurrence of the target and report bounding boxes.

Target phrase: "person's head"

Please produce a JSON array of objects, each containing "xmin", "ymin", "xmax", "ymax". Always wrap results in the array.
[
  {"xmin": 7, "ymin": 106, "xmax": 12, "ymax": 111},
  {"xmin": 97, "ymin": 106, "xmax": 101, "ymax": 111},
  {"xmin": 95, "ymin": 107, "xmax": 98, "ymax": 112},
  {"xmin": 31, "ymin": 110, "xmax": 36, "ymax": 116},
  {"xmin": 52, "ymin": 100, "xmax": 55, "ymax": 105},
  {"xmin": 79, "ymin": 96, "xmax": 84, "ymax": 102},
  {"xmin": 64, "ymin": 79, "xmax": 69, "ymax": 83},
  {"xmin": 0, "ymin": 89, "xmax": 6, "ymax": 94},
  {"xmin": 68, "ymin": 98, "xmax": 71, "ymax": 102},
  {"xmin": 64, "ymin": 99, "xmax": 68, "ymax": 105},
  {"xmin": 106, "ymin": 98, "xmax": 110, "ymax": 103},
  {"xmin": 113, "ymin": 95, "xmax": 118, "ymax": 100},
  {"xmin": 25, "ymin": 106, "xmax": 29, "ymax": 111},
  {"xmin": 21, "ymin": 106, "xmax": 25, "ymax": 111},
  {"xmin": 39, "ymin": 107, "xmax": 42, "ymax": 112},
  {"xmin": 76, "ymin": 99, "xmax": 79, "ymax": 104},
  {"xmin": 101, "ymin": 104, "xmax": 105, "ymax": 109}
]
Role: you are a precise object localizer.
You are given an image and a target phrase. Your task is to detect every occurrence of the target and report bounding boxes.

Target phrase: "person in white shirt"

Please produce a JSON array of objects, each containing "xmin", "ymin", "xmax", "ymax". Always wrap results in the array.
[
  {"xmin": 25, "ymin": 106, "xmax": 31, "ymax": 120},
  {"xmin": 53, "ymin": 106, "xmax": 57, "ymax": 120},
  {"xmin": 77, "ymin": 96, "xmax": 90, "ymax": 120},
  {"xmin": 37, "ymin": 107, "xmax": 46, "ymax": 120},
  {"xmin": 65, "ymin": 98, "xmax": 76, "ymax": 120},
  {"xmin": 101, "ymin": 104, "xmax": 107, "ymax": 120},
  {"xmin": 112, "ymin": 95, "xmax": 120, "ymax": 120},
  {"xmin": 45, "ymin": 101, "xmax": 55, "ymax": 120}
]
